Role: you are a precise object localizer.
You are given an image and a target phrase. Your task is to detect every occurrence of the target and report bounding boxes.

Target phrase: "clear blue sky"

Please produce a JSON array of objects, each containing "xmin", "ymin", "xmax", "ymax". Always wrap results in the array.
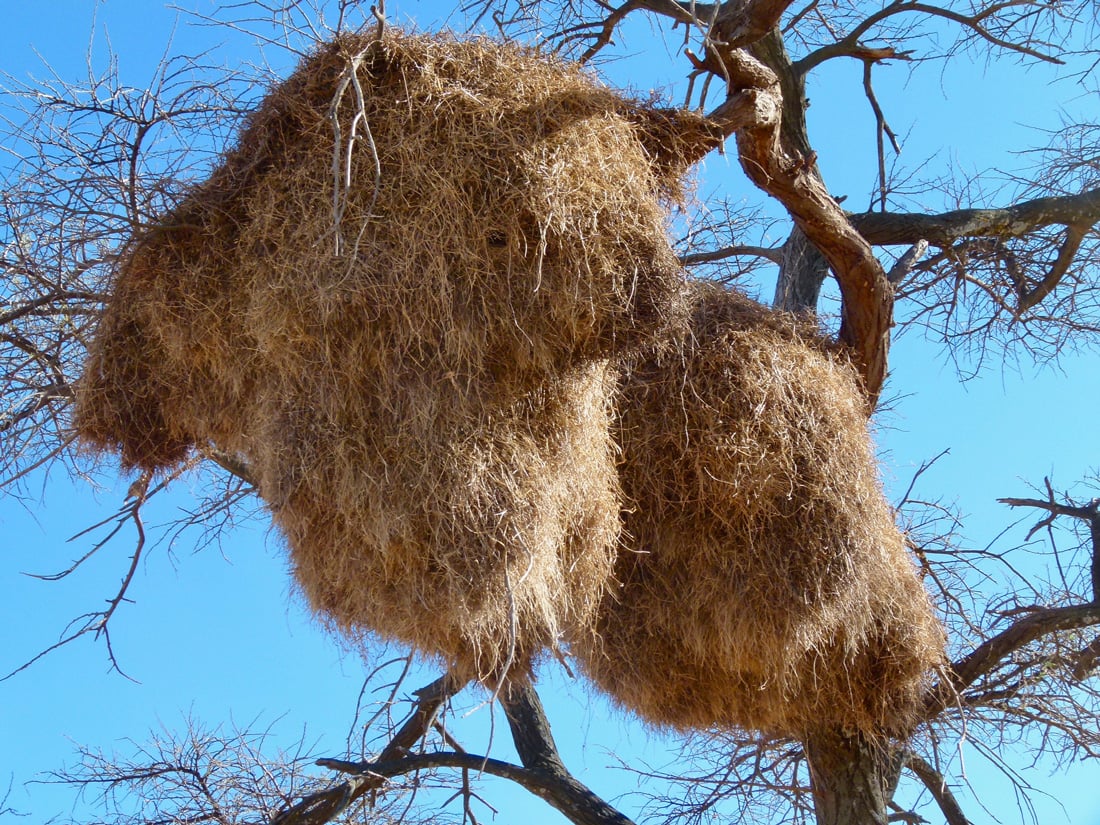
[{"xmin": 2, "ymin": 2, "xmax": 1099, "ymax": 824}]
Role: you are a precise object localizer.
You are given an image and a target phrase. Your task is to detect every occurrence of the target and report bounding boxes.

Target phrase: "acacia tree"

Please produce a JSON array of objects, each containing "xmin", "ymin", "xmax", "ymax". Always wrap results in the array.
[{"xmin": 3, "ymin": 1, "xmax": 1100, "ymax": 824}]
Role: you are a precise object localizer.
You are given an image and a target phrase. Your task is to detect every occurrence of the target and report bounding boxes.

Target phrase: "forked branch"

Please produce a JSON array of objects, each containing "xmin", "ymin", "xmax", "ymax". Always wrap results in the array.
[
  {"xmin": 999, "ymin": 490, "xmax": 1100, "ymax": 602},
  {"xmin": 279, "ymin": 678, "xmax": 635, "ymax": 825},
  {"xmin": 500, "ymin": 681, "xmax": 636, "ymax": 825},
  {"xmin": 271, "ymin": 672, "xmax": 464, "ymax": 825},
  {"xmin": 928, "ymin": 604, "xmax": 1100, "ymax": 713},
  {"xmin": 849, "ymin": 188, "xmax": 1100, "ymax": 247}
]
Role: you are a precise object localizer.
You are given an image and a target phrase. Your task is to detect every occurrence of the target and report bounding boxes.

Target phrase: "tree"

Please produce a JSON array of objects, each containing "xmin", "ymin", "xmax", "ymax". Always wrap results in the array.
[{"xmin": 3, "ymin": 1, "xmax": 1099, "ymax": 824}]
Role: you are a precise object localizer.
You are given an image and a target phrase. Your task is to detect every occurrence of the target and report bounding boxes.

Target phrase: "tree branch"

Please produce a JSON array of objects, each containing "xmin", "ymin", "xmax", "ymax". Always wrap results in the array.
[
  {"xmin": 999, "ymin": 492, "xmax": 1100, "ymax": 602},
  {"xmin": 849, "ymin": 188, "xmax": 1100, "ymax": 247},
  {"xmin": 301, "ymin": 681, "xmax": 638, "ymax": 825},
  {"xmin": 566, "ymin": 0, "xmax": 795, "ymax": 62},
  {"xmin": 500, "ymin": 682, "xmax": 637, "ymax": 825},
  {"xmin": 887, "ymin": 240, "xmax": 929, "ymax": 285},
  {"xmin": 903, "ymin": 752, "xmax": 972, "ymax": 825},
  {"xmin": 679, "ymin": 243, "xmax": 783, "ymax": 266},
  {"xmin": 270, "ymin": 672, "xmax": 465, "ymax": 825},
  {"xmin": 319, "ymin": 750, "xmax": 637, "ymax": 825},
  {"xmin": 929, "ymin": 604, "xmax": 1100, "ymax": 713},
  {"xmin": 717, "ymin": 48, "xmax": 893, "ymax": 404},
  {"xmin": 1015, "ymin": 223, "xmax": 1088, "ymax": 312},
  {"xmin": 774, "ymin": 225, "xmax": 829, "ymax": 311},
  {"xmin": 796, "ymin": 0, "xmax": 1064, "ymax": 75}
]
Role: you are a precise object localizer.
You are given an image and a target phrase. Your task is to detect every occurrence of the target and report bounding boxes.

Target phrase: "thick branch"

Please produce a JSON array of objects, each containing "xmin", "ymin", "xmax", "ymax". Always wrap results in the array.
[
  {"xmin": 903, "ymin": 752, "xmax": 972, "ymax": 825},
  {"xmin": 628, "ymin": 0, "xmax": 795, "ymax": 43},
  {"xmin": 998, "ymin": 495, "xmax": 1100, "ymax": 525},
  {"xmin": 1016, "ymin": 224, "xmax": 1087, "ymax": 312},
  {"xmin": 669, "ymin": 36, "xmax": 894, "ymax": 393},
  {"xmin": 204, "ymin": 448, "xmax": 259, "ymax": 488},
  {"xmin": 804, "ymin": 731, "xmax": 896, "ymax": 825},
  {"xmin": 850, "ymin": 188, "xmax": 1100, "ymax": 247},
  {"xmin": 774, "ymin": 225, "xmax": 828, "ymax": 311},
  {"xmin": 500, "ymin": 682, "xmax": 637, "ymax": 825},
  {"xmin": 713, "ymin": 0, "xmax": 798, "ymax": 47},
  {"xmin": 722, "ymin": 49, "xmax": 893, "ymax": 404},
  {"xmin": 928, "ymin": 604, "xmax": 1100, "ymax": 713}
]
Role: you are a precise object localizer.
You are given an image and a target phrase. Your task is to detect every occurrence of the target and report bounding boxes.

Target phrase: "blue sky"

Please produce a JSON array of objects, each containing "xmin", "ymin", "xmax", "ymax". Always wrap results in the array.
[{"xmin": 2, "ymin": 2, "xmax": 1099, "ymax": 824}]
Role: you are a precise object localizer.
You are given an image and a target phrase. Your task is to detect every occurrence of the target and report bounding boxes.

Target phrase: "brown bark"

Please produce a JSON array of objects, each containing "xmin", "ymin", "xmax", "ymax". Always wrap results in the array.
[
  {"xmin": 723, "ymin": 50, "xmax": 892, "ymax": 405},
  {"xmin": 665, "ymin": 29, "xmax": 894, "ymax": 404}
]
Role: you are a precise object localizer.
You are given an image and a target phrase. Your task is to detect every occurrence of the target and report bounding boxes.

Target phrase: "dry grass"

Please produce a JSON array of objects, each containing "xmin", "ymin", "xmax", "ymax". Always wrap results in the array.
[
  {"xmin": 74, "ymin": 29, "xmax": 692, "ymax": 681},
  {"xmin": 74, "ymin": 29, "xmax": 942, "ymax": 721},
  {"xmin": 573, "ymin": 281, "xmax": 944, "ymax": 737}
]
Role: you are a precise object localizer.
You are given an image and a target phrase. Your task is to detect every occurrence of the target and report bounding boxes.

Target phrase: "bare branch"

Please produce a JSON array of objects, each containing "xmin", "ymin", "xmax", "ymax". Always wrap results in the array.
[
  {"xmin": 999, "ymin": 492, "xmax": 1100, "ymax": 601},
  {"xmin": 679, "ymin": 243, "xmax": 783, "ymax": 266},
  {"xmin": 850, "ymin": 188, "xmax": 1100, "ymax": 247},
  {"xmin": 294, "ymin": 681, "xmax": 637, "ymax": 825},
  {"xmin": 931, "ymin": 604, "xmax": 1100, "ymax": 710},
  {"xmin": 500, "ymin": 682, "xmax": 636, "ymax": 825},
  {"xmin": 887, "ymin": 240, "xmax": 929, "ymax": 285},
  {"xmin": 716, "ymin": 48, "xmax": 893, "ymax": 403},
  {"xmin": 903, "ymin": 752, "xmax": 972, "ymax": 825},
  {"xmin": 2, "ymin": 475, "xmax": 153, "ymax": 682},
  {"xmin": 796, "ymin": 0, "xmax": 1065, "ymax": 75},
  {"xmin": 1015, "ymin": 224, "xmax": 1088, "ymax": 311},
  {"xmin": 271, "ymin": 672, "xmax": 465, "ymax": 825}
]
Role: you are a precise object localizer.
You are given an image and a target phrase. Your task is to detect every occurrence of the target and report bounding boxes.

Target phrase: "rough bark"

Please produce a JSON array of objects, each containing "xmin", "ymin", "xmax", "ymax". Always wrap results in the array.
[
  {"xmin": 500, "ymin": 682, "xmax": 638, "ymax": 825},
  {"xmin": 669, "ymin": 28, "xmax": 893, "ymax": 403},
  {"xmin": 726, "ymin": 54, "xmax": 892, "ymax": 404},
  {"xmin": 805, "ymin": 731, "xmax": 899, "ymax": 825},
  {"xmin": 746, "ymin": 29, "xmax": 835, "ymax": 315},
  {"xmin": 774, "ymin": 224, "xmax": 829, "ymax": 311},
  {"xmin": 849, "ymin": 188, "xmax": 1100, "ymax": 246}
]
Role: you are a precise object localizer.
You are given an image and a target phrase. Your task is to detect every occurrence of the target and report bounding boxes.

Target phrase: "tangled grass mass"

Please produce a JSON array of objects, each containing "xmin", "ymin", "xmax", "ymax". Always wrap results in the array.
[{"xmin": 75, "ymin": 30, "xmax": 943, "ymax": 737}]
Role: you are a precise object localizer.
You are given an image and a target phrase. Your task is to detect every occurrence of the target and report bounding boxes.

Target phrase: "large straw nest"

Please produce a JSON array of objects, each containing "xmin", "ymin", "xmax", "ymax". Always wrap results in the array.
[
  {"xmin": 270, "ymin": 359, "xmax": 620, "ymax": 679},
  {"xmin": 574, "ymin": 281, "xmax": 944, "ymax": 737},
  {"xmin": 73, "ymin": 29, "xmax": 699, "ymax": 681}
]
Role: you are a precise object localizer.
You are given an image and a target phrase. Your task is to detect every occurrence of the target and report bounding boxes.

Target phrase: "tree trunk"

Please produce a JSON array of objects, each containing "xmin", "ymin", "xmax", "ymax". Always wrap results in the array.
[
  {"xmin": 774, "ymin": 224, "xmax": 829, "ymax": 312},
  {"xmin": 804, "ymin": 731, "xmax": 900, "ymax": 825}
]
